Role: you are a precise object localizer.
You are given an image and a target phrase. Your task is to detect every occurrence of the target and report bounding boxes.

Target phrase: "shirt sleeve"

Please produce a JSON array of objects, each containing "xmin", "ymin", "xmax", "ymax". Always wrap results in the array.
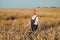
[{"xmin": 34, "ymin": 17, "xmax": 39, "ymax": 25}]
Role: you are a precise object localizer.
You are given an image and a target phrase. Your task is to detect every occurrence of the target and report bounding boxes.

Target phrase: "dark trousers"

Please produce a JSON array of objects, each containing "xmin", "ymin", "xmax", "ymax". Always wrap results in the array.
[{"xmin": 31, "ymin": 25, "xmax": 38, "ymax": 32}]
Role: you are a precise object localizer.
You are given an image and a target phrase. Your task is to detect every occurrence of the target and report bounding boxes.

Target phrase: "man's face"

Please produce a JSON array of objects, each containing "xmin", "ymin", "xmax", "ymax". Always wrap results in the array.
[{"xmin": 32, "ymin": 10, "xmax": 36, "ymax": 15}]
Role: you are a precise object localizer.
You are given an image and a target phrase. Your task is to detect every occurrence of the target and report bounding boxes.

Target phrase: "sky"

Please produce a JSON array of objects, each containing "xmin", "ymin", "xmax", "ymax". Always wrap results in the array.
[{"xmin": 0, "ymin": 0, "xmax": 60, "ymax": 8}]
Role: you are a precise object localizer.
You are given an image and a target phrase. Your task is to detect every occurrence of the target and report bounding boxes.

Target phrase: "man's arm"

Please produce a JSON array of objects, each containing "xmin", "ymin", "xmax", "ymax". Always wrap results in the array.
[
  {"xmin": 35, "ymin": 17, "xmax": 41, "ymax": 31},
  {"xmin": 38, "ymin": 20, "xmax": 41, "ymax": 31}
]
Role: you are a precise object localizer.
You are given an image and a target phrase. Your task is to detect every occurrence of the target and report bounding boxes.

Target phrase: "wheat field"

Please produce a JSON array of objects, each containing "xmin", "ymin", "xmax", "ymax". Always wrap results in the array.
[{"xmin": 0, "ymin": 8, "xmax": 60, "ymax": 40}]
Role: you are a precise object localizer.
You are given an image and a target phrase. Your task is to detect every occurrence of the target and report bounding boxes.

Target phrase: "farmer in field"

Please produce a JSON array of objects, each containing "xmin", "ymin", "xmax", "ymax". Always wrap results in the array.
[
  {"xmin": 31, "ymin": 9, "xmax": 40, "ymax": 32},
  {"xmin": 26, "ymin": 9, "xmax": 41, "ymax": 32}
]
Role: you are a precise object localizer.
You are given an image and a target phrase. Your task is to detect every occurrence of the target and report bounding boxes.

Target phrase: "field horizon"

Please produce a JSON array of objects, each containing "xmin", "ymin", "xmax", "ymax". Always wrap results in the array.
[{"xmin": 0, "ymin": 8, "xmax": 60, "ymax": 40}]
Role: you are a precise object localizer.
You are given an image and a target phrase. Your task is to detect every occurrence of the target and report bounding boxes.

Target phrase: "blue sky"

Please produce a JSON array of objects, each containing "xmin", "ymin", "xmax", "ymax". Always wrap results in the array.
[{"xmin": 0, "ymin": 0, "xmax": 60, "ymax": 8}]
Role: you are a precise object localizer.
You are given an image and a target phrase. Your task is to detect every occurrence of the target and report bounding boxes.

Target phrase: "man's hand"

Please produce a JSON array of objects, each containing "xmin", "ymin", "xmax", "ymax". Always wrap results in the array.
[{"xmin": 24, "ymin": 21, "xmax": 30, "ymax": 27}]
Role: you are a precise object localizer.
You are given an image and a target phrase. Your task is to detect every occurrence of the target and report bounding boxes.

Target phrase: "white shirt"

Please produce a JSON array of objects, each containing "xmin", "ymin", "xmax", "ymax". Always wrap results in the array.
[{"xmin": 31, "ymin": 15, "xmax": 39, "ymax": 25}]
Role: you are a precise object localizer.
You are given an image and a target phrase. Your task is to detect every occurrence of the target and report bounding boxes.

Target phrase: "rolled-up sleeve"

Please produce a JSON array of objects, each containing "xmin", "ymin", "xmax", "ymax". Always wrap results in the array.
[{"xmin": 34, "ymin": 17, "xmax": 39, "ymax": 25}]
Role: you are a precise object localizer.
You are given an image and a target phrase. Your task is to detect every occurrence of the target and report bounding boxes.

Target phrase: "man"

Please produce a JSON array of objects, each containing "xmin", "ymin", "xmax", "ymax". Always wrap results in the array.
[
  {"xmin": 31, "ymin": 9, "xmax": 40, "ymax": 32},
  {"xmin": 26, "ymin": 9, "xmax": 41, "ymax": 32}
]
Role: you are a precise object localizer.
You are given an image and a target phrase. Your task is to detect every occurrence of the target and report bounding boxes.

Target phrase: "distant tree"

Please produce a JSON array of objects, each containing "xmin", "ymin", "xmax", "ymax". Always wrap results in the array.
[
  {"xmin": 37, "ymin": 6, "xmax": 40, "ymax": 8},
  {"xmin": 52, "ymin": 6, "xmax": 56, "ymax": 8}
]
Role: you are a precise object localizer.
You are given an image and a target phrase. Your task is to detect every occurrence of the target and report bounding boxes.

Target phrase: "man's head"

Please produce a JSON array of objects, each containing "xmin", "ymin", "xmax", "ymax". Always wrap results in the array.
[{"xmin": 32, "ymin": 9, "xmax": 36, "ymax": 15}]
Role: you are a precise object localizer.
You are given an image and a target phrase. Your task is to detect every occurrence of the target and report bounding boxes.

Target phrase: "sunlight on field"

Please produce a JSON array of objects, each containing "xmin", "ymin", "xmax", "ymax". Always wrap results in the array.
[{"xmin": 0, "ymin": 8, "xmax": 60, "ymax": 40}]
